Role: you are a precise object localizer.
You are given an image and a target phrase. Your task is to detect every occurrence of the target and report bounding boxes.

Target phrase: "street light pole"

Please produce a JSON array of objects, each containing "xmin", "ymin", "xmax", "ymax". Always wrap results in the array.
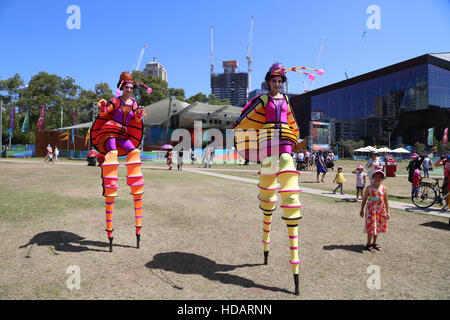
[
  {"xmin": 388, "ymin": 131, "xmax": 391, "ymax": 149},
  {"xmin": 163, "ymin": 95, "xmax": 173, "ymax": 144}
]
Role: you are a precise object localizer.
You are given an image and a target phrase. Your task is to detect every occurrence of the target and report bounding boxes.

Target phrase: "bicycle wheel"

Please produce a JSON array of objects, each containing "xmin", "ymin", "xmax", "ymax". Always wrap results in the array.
[{"xmin": 412, "ymin": 185, "xmax": 437, "ymax": 208}]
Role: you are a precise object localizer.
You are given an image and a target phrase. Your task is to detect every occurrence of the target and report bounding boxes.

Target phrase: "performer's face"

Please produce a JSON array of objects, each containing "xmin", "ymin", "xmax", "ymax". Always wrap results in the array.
[
  {"xmin": 269, "ymin": 77, "xmax": 282, "ymax": 92},
  {"xmin": 123, "ymin": 83, "xmax": 134, "ymax": 96}
]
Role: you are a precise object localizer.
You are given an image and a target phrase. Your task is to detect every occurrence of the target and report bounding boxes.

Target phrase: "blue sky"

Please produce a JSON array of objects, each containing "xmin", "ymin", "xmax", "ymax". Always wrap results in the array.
[{"xmin": 1, "ymin": 0, "xmax": 449, "ymax": 99}]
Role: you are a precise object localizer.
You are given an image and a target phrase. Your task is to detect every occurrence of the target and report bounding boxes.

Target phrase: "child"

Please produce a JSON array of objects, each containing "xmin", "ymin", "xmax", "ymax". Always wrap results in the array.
[
  {"xmin": 333, "ymin": 166, "xmax": 346, "ymax": 194},
  {"xmin": 359, "ymin": 170, "xmax": 390, "ymax": 252},
  {"xmin": 352, "ymin": 165, "xmax": 367, "ymax": 200},
  {"xmin": 412, "ymin": 168, "xmax": 421, "ymax": 199}
]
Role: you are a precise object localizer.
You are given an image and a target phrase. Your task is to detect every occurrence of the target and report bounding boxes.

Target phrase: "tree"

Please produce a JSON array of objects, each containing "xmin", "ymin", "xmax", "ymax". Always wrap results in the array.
[
  {"xmin": 168, "ymin": 88, "xmax": 185, "ymax": 101},
  {"xmin": 207, "ymin": 93, "xmax": 230, "ymax": 105},
  {"xmin": 413, "ymin": 141, "xmax": 426, "ymax": 155},
  {"xmin": 186, "ymin": 92, "xmax": 208, "ymax": 104},
  {"xmin": 131, "ymin": 71, "xmax": 169, "ymax": 105},
  {"xmin": 0, "ymin": 73, "xmax": 24, "ymax": 105}
]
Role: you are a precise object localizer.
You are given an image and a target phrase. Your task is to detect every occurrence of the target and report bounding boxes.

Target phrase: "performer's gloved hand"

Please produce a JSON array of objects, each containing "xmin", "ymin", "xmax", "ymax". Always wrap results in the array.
[
  {"xmin": 135, "ymin": 108, "xmax": 146, "ymax": 120},
  {"xmin": 98, "ymin": 99, "xmax": 107, "ymax": 113}
]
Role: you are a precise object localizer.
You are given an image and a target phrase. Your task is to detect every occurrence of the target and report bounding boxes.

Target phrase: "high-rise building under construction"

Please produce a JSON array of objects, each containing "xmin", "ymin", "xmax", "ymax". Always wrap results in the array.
[{"xmin": 211, "ymin": 60, "xmax": 248, "ymax": 107}]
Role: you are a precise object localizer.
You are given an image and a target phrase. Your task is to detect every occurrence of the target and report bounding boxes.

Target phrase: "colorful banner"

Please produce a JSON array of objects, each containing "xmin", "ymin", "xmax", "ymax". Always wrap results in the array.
[
  {"xmin": 443, "ymin": 127, "xmax": 448, "ymax": 145},
  {"xmin": 85, "ymin": 127, "xmax": 90, "ymax": 146},
  {"xmin": 37, "ymin": 105, "xmax": 46, "ymax": 131},
  {"xmin": 9, "ymin": 107, "xmax": 15, "ymax": 131},
  {"xmin": 60, "ymin": 131, "xmax": 70, "ymax": 140},
  {"xmin": 21, "ymin": 107, "xmax": 30, "ymax": 133},
  {"xmin": 427, "ymin": 127, "xmax": 434, "ymax": 146}
]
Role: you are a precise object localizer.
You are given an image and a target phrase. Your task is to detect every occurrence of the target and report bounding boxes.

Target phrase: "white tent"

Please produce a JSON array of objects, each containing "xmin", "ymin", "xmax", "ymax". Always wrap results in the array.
[
  {"xmin": 365, "ymin": 146, "xmax": 378, "ymax": 152},
  {"xmin": 391, "ymin": 147, "xmax": 410, "ymax": 153},
  {"xmin": 353, "ymin": 147, "xmax": 370, "ymax": 152},
  {"xmin": 377, "ymin": 147, "xmax": 392, "ymax": 153}
]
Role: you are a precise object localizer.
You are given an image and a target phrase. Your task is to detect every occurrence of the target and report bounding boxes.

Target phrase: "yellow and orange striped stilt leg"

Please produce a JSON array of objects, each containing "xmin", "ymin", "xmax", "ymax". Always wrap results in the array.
[
  {"xmin": 277, "ymin": 153, "xmax": 302, "ymax": 295},
  {"xmin": 101, "ymin": 150, "xmax": 120, "ymax": 252},
  {"xmin": 126, "ymin": 149, "xmax": 145, "ymax": 249},
  {"xmin": 258, "ymin": 155, "xmax": 279, "ymax": 265}
]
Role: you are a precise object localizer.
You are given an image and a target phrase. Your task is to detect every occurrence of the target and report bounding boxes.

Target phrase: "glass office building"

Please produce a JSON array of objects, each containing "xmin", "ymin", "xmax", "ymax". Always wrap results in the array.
[{"xmin": 290, "ymin": 53, "xmax": 450, "ymax": 146}]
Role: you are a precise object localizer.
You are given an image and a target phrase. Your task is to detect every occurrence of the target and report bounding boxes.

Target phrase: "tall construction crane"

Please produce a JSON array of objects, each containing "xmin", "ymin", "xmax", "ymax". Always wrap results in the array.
[
  {"xmin": 133, "ymin": 44, "xmax": 148, "ymax": 71},
  {"xmin": 351, "ymin": 30, "xmax": 367, "ymax": 77},
  {"xmin": 246, "ymin": 16, "xmax": 254, "ymax": 93},
  {"xmin": 210, "ymin": 25, "xmax": 215, "ymax": 75}
]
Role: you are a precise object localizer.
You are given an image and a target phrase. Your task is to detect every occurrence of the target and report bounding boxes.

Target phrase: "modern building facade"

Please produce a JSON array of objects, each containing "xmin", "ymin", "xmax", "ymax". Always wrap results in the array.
[
  {"xmin": 143, "ymin": 58, "xmax": 168, "ymax": 82},
  {"xmin": 289, "ymin": 53, "xmax": 450, "ymax": 147},
  {"xmin": 211, "ymin": 60, "xmax": 249, "ymax": 107}
]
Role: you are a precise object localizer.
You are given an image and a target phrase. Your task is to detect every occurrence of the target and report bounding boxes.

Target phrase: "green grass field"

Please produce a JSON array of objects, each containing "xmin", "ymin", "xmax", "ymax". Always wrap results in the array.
[{"xmin": 0, "ymin": 159, "xmax": 449, "ymax": 300}]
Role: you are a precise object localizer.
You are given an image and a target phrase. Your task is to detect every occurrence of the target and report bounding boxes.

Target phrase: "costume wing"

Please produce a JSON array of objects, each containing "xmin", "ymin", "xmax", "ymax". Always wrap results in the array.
[{"xmin": 232, "ymin": 94, "xmax": 269, "ymax": 162}]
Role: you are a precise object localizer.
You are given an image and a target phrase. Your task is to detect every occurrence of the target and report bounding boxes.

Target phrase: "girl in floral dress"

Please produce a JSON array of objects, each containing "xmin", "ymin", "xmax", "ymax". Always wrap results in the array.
[{"xmin": 359, "ymin": 170, "xmax": 390, "ymax": 252}]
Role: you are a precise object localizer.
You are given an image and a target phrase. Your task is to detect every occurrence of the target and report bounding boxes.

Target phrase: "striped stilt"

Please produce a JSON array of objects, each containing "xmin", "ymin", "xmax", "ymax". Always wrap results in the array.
[
  {"xmin": 258, "ymin": 155, "xmax": 278, "ymax": 265},
  {"xmin": 101, "ymin": 150, "xmax": 120, "ymax": 252},
  {"xmin": 277, "ymin": 153, "xmax": 302, "ymax": 295},
  {"xmin": 126, "ymin": 149, "xmax": 145, "ymax": 249}
]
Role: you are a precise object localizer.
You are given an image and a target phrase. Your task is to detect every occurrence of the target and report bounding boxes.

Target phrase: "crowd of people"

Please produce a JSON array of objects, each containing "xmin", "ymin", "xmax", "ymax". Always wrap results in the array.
[{"xmin": 293, "ymin": 149, "xmax": 335, "ymax": 176}]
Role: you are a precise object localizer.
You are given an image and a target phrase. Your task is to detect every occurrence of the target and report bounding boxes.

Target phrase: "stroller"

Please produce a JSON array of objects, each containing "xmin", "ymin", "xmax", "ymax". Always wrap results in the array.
[
  {"xmin": 296, "ymin": 160, "xmax": 306, "ymax": 171},
  {"xmin": 325, "ymin": 157, "xmax": 335, "ymax": 170}
]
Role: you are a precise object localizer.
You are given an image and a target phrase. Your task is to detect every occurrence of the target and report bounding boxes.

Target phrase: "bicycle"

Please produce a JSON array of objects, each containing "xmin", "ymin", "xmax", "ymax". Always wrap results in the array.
[{"xmin": 412, "ymin": 178, "xmax": 449, "ymax": 211}]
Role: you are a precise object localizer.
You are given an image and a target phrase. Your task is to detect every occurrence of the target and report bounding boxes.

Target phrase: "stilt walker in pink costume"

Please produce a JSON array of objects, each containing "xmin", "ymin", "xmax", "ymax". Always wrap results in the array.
[
  {"xmin": 91, "ymin": 72, "xmax": 152, "ymax": 252},
  {"xmin": 233, "ymin": 63, "xmax": 324, "ymax": 295}
]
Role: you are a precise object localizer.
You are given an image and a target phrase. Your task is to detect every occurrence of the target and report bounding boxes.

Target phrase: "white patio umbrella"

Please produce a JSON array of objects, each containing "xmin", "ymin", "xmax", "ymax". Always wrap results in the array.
[
  {"xmin": 391, "ymin": 147, "xmax": 410, "ymax": 153},
  {"xmin": 377, "ymin": 147, "xmax": 392, "ymax": 153},
  {"xmin": 365, "ymin": 146, "xmax": 378, "ymax": 152}
]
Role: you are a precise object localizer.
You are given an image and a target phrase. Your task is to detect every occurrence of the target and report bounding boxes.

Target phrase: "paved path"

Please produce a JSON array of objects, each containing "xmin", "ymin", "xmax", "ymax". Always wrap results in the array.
[
  {"xmin": 2, "ymin": 159, "xmax": 449, "ymax": 218},
  {"xmin": 183, "ymin": 167, "xmax": 450, "ymax": 219}
]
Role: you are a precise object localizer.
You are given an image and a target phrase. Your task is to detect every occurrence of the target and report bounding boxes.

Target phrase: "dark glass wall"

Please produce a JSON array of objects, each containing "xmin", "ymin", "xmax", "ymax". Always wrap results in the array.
[
  {"xmin": 428, "ymin": 64, "xmax": 450, "ymax": 109},
  {"xmin": 310, "ymin": 64, "xmax": 429, "ymax": 120}
]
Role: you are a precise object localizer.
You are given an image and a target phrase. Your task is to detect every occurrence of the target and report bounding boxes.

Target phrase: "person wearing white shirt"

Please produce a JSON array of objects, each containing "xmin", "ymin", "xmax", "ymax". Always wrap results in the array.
[
  {"xmin": 366, "ymin": 151, "xmax": 381, "ymax": 184},
  {"xmin": 296, "ymin": 150, "xmax": 305, "ymax": 171}
]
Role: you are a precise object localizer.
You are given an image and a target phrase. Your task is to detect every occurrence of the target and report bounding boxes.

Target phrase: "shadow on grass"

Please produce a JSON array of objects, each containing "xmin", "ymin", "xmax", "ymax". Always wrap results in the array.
[
  {"xmin": 323, "ymin": 244, "xmax": 365, "ymax": 254},
  {"xmin": 19, "ymin": 231, "xmax": 135, "ymax": 257},
  {"xmin": 145, "ymin": 251, "xmax": 292, "ymax": 295},
  {"xmin": 419, "ymin": 221, "xmax": 450, "ymax": 230},
  {"xmin": 335, "ymin": 198, "xmax": 359, "ymax": 203},
  {"xmin": 300, "ymin": 181, "xmax": 323, "ymax": 184}
]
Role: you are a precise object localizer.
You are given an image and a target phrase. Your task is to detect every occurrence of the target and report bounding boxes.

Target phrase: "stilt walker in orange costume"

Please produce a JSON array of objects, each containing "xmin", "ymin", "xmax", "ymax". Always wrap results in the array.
[
  {"xmin": 90, "ymin": 72, "xmax": 152, "ymax": 252},
  {"xmin": 233, "ymin": 63, "xmax": 324, "ymax": 295}
]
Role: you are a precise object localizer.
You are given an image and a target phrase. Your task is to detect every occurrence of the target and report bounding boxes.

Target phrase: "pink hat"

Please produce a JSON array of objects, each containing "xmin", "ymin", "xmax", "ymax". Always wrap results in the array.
[
  {"xmin": 411, "ymin": 153, "xmax": 418, "ymax": 158},
  {"xmin": 357, "ymin": 165, "xmax": 364, "ymax": 170},
  {"xmin": 337, "ymin": 166, "xmax": 343, "ymax": 169},
  {"xmin": 372, "ymin": 169, "xmax": 385, "ymax": 178}
]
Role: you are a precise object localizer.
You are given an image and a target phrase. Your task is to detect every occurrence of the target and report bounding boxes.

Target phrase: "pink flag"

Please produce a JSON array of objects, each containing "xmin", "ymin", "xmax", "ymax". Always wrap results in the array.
[
  {"xmin": 37, "ymin": 105, "xmax": 46, "ymax": 131},
  {"xmin": 443, "ymin": 127, "xmax": 448, "ymax": 145}
]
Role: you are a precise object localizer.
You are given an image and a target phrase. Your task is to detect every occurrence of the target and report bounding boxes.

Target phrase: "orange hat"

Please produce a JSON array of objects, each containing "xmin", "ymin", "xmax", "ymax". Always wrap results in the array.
[{"xmin": 117, "ymin": 71, "xmax": 134, "ymax": 89}]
